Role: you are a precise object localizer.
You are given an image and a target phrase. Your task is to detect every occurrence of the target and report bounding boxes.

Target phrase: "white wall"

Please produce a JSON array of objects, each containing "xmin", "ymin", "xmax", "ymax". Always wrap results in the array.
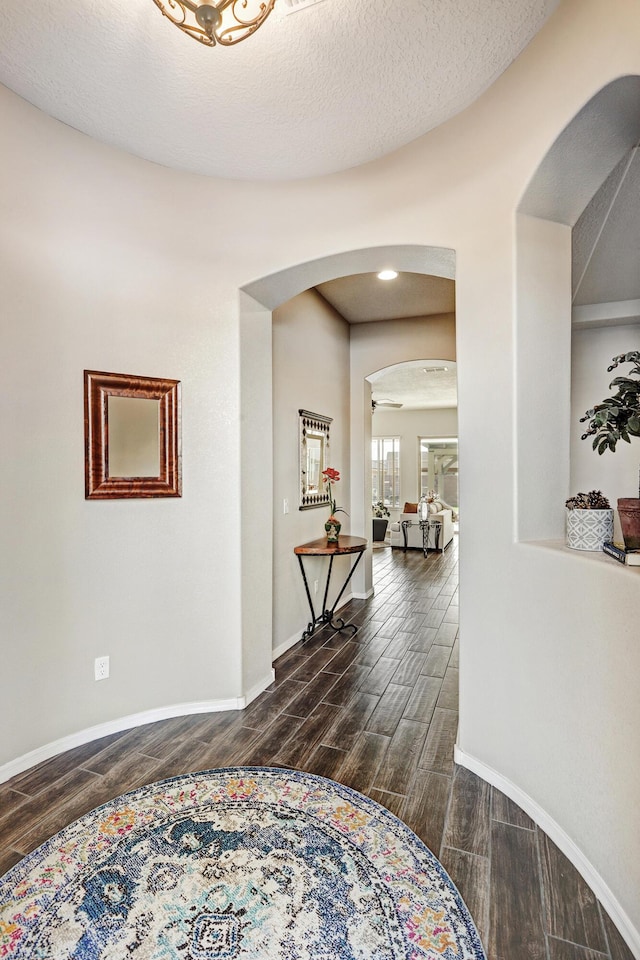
[
  {"xmin": 2, "ymin": 0, "xmax": 640, "ymax": 949},
  {"xmin": 372, "ymin": 407, "xmax": 458, "ymax": 517},
  {"xmin": 571, "ymin": 324, "xmax": 640, "ymax": 502},
  {"xmin": 240, "ymin": 292, "xmax": 276, "ymax": 696},
  {"xmin": 272, "ymin": 290, "xmax": 351, "ymax": 653},
  {"xmin": 516, "ymin": 214, "xmax": 572, "ymax": 541},
  {"xmin": 0, "ymin": 107, "xmax": 249, "ymax": 763}
]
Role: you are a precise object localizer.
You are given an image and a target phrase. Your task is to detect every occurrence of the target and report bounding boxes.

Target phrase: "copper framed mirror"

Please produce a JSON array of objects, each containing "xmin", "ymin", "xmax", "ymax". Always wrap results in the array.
[{"xmin": 84, "ymin": 370, "xmax": 182, "ymax": 499}]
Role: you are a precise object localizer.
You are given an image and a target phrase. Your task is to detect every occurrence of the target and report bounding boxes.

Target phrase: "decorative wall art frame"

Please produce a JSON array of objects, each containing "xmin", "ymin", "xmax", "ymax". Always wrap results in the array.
[
  {"xmin": 299, "ymin": 409, "xmax": 332, "ymax": 510},
  {"xmin": 84, "ymin": 370, "xmax": 182, "ymax": 499}
]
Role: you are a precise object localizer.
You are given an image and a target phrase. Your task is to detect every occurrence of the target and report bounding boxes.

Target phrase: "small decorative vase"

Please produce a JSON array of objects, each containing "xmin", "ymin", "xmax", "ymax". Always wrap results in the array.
[
  {"xmin": 565, "ymin": 508, "xmax": 613, "ymax": 551},
  {"xmin": 617, "ymin": 498, "xmax": 640, "ymax": 550},
  {"xmin": 325, "ymin": 517, "xmax": 341, "ymax": 543}
]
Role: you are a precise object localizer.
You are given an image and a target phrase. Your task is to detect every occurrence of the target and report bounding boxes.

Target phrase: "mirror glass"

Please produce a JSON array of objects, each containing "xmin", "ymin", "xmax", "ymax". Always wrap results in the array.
[
  {"xmin": 305, "ymin": 434, "xmax": 324, "ymax": 495},
  {"xmin": 108, "ymin": 395, "xmax": 160, "ymax": 478}
]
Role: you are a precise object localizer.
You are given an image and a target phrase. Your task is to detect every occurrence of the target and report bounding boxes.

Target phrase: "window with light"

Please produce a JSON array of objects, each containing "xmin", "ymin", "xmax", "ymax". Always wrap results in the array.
[
  {"xmin": 419, "ymin": 438, "xmax": 458, "ymax": 510},
  {"xmin": 372, "ymin": 437, "xmax": 400, "ymax": 508}
]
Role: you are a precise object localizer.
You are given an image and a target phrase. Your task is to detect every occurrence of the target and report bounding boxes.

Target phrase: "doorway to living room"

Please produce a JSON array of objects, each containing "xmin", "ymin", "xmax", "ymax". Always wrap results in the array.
[{"xmin": 368, "ymin": 359, "xmax": 458, "ymax": 575}]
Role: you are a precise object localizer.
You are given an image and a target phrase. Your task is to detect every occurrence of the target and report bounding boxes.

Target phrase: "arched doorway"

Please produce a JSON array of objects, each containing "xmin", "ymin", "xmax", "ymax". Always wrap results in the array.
[
  {"xmin": 240, "ymin": 244, "xmax": 457, "ymax": 682},
  {"xmin": 368, "ymin": 357, "xmax": 458, "ymax": 544}
]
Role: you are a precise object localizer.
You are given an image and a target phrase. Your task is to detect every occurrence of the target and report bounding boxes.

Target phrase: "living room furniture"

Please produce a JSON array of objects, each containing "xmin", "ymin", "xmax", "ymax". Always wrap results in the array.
[
  {"xmin": 372, "ymin": 517, "xmax": 389, "ymax": 541},
  {"xmin": 401, "ymin": 517, "xmax": 441, "ymax": 555},
  {"xmin": 389, "ymin": 504, "xmax": 454, "ymax": 553},
  {"xmin": 293, "ymin": 535, "xmax": 367, "ymax": 642}
]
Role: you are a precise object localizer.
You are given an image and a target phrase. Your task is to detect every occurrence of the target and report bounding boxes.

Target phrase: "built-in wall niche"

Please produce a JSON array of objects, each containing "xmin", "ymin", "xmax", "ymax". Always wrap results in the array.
[{"xmin": 84, "ymin": 370, "xmax": 182, "ymax": 499}]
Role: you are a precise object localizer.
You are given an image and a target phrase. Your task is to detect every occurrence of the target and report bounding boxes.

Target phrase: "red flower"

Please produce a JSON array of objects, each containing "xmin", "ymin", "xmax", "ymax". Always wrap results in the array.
[{"xmin": 322, "ymin": 467, "xmax": 340, "ymax": 482}]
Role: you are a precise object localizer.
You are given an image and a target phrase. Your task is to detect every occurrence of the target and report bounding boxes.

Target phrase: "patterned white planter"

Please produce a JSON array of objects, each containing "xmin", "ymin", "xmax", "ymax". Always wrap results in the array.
[{"xmin": 565, "ymin": 508, "xmax": 613, "ymax": 551}]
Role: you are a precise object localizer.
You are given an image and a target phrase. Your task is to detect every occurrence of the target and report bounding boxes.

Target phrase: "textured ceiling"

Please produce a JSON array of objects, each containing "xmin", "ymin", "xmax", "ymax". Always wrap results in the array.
[
  {"xmin": 369, "ymin": 361, "xmax": 457, "ymax": 411},
  {"xmin": 0, "ymin": 0, "xmax": 558, "ymax": 181}
]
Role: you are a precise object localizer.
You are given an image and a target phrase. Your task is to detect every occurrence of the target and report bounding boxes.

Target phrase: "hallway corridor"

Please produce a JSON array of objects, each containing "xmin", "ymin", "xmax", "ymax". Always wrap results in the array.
[{"xmin": 0, "ymin": 539, "xmax": 633, "ymax": 959}]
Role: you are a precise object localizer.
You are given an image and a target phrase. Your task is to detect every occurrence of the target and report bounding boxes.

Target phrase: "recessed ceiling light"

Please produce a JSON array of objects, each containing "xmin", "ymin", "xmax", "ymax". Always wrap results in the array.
[{"xmin": 377, "ymin": 270, "xmax": 398, "ymax": 281}]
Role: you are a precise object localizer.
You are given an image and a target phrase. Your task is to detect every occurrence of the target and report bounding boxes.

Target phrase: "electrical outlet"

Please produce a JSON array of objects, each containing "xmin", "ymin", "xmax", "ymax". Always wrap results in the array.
[
  {"xmin": 314, "ymin": 579, "xmax": 319, "ymax": 594},
  {"xmin": 283, "ymin": 498, "xmax": 289, "ymax": 514},
  {"xmin": 94, "ymin": 656, "xmax": 110, "ymax": 681}
]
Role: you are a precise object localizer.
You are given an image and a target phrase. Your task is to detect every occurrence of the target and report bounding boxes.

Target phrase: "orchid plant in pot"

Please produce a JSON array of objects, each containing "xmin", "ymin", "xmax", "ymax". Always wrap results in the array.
[
  {"xmin": 580, "ymin": 351, "xmax": 640, "ymax": 549},
  {"xmin": 322, "ymin": 467, "xmax": 347, "ymax": 542}
]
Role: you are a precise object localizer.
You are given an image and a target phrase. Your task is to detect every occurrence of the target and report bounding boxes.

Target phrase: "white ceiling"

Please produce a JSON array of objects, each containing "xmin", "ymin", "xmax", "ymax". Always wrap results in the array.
[
  {"xmin": 369, "ymin": 361, "xmax": 457, "ymax": 412},
  {"xmin": 314, "ymin": 271, "xmax": 457, "ymax": 411},
  {"xmin": 316, "ymin": 272, "xmax": 455, "ymax": 324},
  {"xmin": 0, "ymin": 0, "xmax": 558, "ymax": 181}
]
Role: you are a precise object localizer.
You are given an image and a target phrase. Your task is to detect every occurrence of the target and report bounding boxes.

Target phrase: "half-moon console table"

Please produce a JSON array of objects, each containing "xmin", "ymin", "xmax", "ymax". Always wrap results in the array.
[{"xmin": 293, "ymin": 535, "xmax": 368, "ymax": 642}]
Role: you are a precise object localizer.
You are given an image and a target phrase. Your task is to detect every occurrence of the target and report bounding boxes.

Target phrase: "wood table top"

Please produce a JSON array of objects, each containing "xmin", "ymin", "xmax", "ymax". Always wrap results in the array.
[{"xmin": 294, "ymin": 535, "xmax": 368, "ymax": 556}]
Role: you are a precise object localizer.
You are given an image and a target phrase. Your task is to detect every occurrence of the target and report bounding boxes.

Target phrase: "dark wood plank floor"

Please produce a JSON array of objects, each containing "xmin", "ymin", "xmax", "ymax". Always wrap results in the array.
[{"xmin": 0, "ymin": 538, "xmax": 634, "ymax": 960}]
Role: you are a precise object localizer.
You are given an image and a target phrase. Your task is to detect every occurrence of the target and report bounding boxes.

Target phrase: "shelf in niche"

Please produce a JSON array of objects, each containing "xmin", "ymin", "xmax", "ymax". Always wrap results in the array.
[{"xmin": 520, "ymin": 539, "xmax": 640, "ymax": 571}]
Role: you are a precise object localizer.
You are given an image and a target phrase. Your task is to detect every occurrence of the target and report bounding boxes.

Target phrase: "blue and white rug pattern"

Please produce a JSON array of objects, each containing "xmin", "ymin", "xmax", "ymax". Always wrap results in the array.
[{"xmin": 0, "ymin": 767, "xmax": 486, "ymax": 959}]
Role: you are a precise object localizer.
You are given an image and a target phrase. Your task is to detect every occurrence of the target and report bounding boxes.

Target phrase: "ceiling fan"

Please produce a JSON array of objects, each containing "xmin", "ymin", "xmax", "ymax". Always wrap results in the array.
[{"xmin": 372, "ymin": 398, "xmax": 403, "ymax": 411}]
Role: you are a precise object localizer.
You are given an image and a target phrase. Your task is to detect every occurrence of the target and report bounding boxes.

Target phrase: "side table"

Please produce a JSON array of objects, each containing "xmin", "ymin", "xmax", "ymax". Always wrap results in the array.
[
  {"xmin": 293, "ymin": 535, "xmax": 368, "ymax": 642},
  {"xmin": 401, "ymin": 518, "xmax": 441, "ymax": 557}
]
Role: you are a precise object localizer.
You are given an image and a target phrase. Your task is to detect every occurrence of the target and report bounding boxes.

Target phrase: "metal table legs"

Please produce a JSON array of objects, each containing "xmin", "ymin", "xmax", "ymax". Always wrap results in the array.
[
  {"xmin": 296, "ymin": 551, "xmax": 364, "ymax": 642},
  {"xmin": 401, "ymin": 519, "xmax": 441, "ymax": 556}
]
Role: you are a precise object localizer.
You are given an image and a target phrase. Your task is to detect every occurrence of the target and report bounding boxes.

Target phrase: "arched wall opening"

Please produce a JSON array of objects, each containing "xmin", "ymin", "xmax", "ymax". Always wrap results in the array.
[
  {"xmin": 366, "ymin": 357, "xmax": 458, "ymax": 536},
  {"xmin": 507, "ymin": 75, "xmax": 640, "ymax": 954},
  {"xmin": 240, "ymin": 245, "xmax": 456, "ymax": 693},
  {"xmin": 516, "ymin": 76, "xmax": 640, "ymax": 542}
]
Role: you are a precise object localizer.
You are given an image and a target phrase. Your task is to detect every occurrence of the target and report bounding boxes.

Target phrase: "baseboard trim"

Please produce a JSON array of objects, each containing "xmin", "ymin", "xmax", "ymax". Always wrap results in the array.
[
  {"xmin": 351, "ymin": 588, "xmax": 374, "ymax": 600},
  {"xmin": 243, "ymin": 670, "xmax": 275, "ymax": 707},
  {"xmin": 0, "ymin": 681, "xmax": 271, "ymax": 787},
  {"xmin": 455, "ymin": 746, "xmax": 640, "ymax": 959},
  {"xmin": 272, "ymin": 631, "xmax": 301, "ymax": 662}
]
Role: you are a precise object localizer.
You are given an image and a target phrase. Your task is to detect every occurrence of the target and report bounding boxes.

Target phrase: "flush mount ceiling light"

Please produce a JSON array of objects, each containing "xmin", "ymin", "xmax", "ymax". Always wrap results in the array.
[
  {"xmin": 152, "ymin": 0, "xmax": 277, "ymax": 47},
  {"xmin": 377, "ymin": 270, "xmax": 398, "ymax": 281}
]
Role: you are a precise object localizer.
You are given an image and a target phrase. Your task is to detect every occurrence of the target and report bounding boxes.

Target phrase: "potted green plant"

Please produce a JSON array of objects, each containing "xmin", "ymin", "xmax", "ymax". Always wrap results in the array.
[
  {"xmin": 565, "ymin": 490, "xmax": 613, "ymax": 551},
  {"xmin": 580, "ymin": 351, "xmax": 640, "ymax": 549},
  {"xmin": 372, "ymin": 500, "xmax": 390, "ymax": 542}
]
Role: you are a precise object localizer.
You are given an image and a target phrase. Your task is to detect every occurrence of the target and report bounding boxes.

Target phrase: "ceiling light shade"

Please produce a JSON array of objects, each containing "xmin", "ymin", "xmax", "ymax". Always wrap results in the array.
[
  {"xmin": 152, "ymin": 0, "xmax": 277, "ymax": 47},
  {"xmin": 377, "ymin": 270, "xmax": 398, "ymax": 281}
]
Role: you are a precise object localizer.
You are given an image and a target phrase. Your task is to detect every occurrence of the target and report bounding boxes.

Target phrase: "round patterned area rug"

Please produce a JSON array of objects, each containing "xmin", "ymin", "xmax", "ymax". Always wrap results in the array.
[{"xmin": 0, "ymin": 767, "xmax": 486, "ymax": 959}]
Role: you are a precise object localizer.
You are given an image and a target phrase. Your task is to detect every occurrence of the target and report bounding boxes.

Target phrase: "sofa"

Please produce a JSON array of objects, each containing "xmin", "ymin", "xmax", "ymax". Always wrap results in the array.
[{"xmin": 389, "ymin": 500, "xmax": 454, "ymax": 553}]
